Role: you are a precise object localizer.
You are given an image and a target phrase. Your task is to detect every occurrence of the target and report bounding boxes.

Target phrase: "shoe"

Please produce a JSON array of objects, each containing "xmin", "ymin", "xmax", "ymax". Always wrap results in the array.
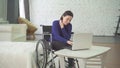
[
  {"xmin": 67, "ymin": 64, "xmax": 75, "ymax": 68},
  {"xmin": 65, "ymin": 62, "xmax": 75, "ymax": 68},
  {"xmin": 66, "ymin": 65, "xmax": 75, "ymax": 68}
]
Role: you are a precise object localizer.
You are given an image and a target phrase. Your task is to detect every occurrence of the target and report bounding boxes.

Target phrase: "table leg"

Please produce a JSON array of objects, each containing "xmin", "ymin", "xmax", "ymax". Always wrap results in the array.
[
  {"xmin": 78, "ymin": 59, "xmax": 87, "ymax": 68},
  {"xmin": 100, "ymin": 53, "xmax": 107, "ymax": 68},
  {"xmin": 59, "ymin": 56, "xmax": 65, "ymax": 68},
  {"xmin": 54, "ymin": 57, "xmax": 59, "ymax": 68}
]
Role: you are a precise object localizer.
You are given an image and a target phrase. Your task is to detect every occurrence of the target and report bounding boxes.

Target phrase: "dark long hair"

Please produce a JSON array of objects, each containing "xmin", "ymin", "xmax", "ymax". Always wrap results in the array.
[{"xmin": 60, "ymin": 10, "xmax": 73, "ymax": 20}]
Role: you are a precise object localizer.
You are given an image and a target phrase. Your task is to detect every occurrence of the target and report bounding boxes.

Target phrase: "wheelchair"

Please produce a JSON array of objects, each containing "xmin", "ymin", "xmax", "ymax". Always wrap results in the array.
[
  {"xmin": 35, "ymin": 25, "xmax": 80, "ymax": 68},
  {"xmin": 35, "ymin": 25, "xmax": 57, "ymax": 68},
  {"xmin": 36, "ymin": 39, "xmax": 57, "ymax": 68}
]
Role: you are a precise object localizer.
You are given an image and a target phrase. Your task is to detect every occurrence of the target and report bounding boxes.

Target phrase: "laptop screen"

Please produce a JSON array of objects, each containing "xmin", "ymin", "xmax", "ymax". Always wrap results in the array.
[{"xmin": 72, "ymin": 33, "xmax": 93, "ymax": 50}]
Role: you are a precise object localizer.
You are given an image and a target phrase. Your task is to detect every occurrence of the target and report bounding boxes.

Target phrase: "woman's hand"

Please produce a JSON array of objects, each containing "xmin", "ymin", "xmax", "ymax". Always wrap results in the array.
[
  {"xmin": 60, "ymin": 20, "xmax": 64, "ymax": 28},
  {"xmin": 67, "ymin": 40, "xmax": 73, "ymax": 45}
]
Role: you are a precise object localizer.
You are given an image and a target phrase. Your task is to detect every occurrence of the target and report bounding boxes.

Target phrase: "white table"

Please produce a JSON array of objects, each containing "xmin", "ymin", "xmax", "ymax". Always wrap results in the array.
[
  {"xmin": 55, "ymin": 46, "xmax": 111, "ymax": 68},
  {"xmin": 0, "ymin": 41, "xmax": 40, "ymax": 68}
]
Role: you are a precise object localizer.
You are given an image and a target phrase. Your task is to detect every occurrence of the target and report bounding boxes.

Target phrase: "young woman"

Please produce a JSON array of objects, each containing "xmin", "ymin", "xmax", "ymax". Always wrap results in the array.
[{"xmin": 51, "ymin": 10, "xmax": 75, "ymax": 68}]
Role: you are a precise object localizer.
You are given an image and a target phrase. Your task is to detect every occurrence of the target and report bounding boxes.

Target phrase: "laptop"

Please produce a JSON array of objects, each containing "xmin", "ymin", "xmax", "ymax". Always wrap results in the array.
[{"xmin": 72, "ymin": 33, "xmax": 93, "ymax": 50}]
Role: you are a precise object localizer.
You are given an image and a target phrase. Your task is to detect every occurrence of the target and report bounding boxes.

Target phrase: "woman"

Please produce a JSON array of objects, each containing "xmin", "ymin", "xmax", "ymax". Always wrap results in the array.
[{"xmin": 51, "ymin": 10, "xmax": 75, "ymax": 68}]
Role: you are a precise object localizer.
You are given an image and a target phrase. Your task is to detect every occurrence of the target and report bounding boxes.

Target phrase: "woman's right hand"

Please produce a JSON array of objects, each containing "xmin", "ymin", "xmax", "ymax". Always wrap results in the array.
[
  {"xmin": 60, "ymin": 20, "xmax": 64, "ymax": 28},
  {"xmin": 67, "ymin": 40, "xmax": 73, "ymax": 45}
]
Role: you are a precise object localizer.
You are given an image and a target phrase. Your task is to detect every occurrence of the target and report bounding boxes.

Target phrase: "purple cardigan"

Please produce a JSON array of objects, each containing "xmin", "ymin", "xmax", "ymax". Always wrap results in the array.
[{"xmin": 52, "ymin": 20, "xmax": 72, "ymax": 43}]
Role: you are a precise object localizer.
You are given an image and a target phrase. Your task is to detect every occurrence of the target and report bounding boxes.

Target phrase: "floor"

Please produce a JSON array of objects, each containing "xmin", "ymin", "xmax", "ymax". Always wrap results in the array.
[
  {"xmin": 93, "ymin": 36, "xmax": 120, "ymax": 43},
  {"xmin": 93, "ymin": 43, "xmax": 120, "ymax": 68},
  {"xmin": 93, "ymin": 36, "xmax": 120, "ymax": 68},
  {"xmin": 34, "ymin": 35, "xmax": 120, "ymax": 68}
]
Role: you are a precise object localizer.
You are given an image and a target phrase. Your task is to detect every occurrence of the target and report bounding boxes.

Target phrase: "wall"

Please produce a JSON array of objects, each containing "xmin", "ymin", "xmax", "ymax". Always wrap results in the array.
[
  {"xmin": 0, "ymin": 0, "xmax": 7, "ymax": 20},
  {"xmin": 29, "ymin": 0, "xmax": 120, "ymax": 36}
]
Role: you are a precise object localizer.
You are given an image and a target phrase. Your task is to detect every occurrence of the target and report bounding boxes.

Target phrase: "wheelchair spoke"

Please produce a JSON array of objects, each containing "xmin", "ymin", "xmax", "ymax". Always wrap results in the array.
[{"xmin": 36, "ymin": 39, "xmax": 57, "ymax": 68}]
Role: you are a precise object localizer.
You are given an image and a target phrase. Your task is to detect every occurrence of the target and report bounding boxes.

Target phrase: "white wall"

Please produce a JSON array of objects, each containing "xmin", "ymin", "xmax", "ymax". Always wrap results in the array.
[
  {"xmin": 0, "ymin": 0, "xmax": 7, "ymax": 20},
  {"xmin": 29, "ymin": 0, "xmax": 120, "ymax": 36}
]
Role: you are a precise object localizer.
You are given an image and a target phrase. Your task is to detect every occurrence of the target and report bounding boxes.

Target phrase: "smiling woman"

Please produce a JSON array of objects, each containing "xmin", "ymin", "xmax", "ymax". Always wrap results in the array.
[{"xmin": 51, "ymin": 10, "xmax": 75, "ymax": 68}]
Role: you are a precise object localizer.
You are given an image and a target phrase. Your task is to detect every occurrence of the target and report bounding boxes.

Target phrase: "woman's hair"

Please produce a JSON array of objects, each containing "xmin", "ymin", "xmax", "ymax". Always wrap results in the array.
[{"xmin": 60, "ymin": 10, "xmax": 73, "ymax": 20}]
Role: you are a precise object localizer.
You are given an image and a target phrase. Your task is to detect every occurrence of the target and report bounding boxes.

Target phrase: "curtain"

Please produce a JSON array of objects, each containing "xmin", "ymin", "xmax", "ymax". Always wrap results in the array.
[
  {"xmin": 7, "ymin": 0, "xmax": 19, "ymax": 24},
  {"xmin": 19, "ymin": 0, "xmax": 30, "ymax": 20},
  {"xmin": 24, "ymin": 0, "xmax": 30, "ymax": 20}
]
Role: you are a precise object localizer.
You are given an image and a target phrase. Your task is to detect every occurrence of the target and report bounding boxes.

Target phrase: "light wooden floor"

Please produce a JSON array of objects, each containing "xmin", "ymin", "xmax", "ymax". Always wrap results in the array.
[
  {"xmin": 93, "ymin": 36, "xmax": 120, "ymax": 68},
  {"xmin": 34, "ymin": 35, "xmax": 120, "ymax": 68},
  {"xmin": 93, "ymin": 42, "xmax": 120, "ymax": 68}
]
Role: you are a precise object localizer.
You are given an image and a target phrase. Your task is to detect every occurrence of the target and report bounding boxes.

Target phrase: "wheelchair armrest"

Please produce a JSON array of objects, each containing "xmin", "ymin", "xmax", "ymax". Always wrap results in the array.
[{"xmin": 71, "ymin": 32, "xmax": 74, "ymax": 34}]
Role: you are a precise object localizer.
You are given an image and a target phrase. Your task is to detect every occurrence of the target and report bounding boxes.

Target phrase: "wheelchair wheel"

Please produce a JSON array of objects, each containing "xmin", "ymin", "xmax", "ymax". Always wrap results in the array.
[
  {"xmin": 36, "ymin": 39, "xmax": 48, "ymax": 68},
  {"xmin": 49, "ymin": 63, "xmax": 56, "ymax": 68}
]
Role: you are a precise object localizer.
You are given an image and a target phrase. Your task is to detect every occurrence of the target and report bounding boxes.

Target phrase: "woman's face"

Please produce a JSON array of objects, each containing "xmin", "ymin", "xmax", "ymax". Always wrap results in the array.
[{"xmin": 62, "ymin": 15, "xmax": 73, "ymax": 25}]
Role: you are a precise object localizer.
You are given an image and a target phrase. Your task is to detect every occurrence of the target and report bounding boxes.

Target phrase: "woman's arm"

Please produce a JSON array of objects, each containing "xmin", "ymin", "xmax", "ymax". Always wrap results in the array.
[
  {"xmin": 61, "ymin": 24, "xmax": 72, "ymax": 40},
  {"xmin": 52, "ymin": 21, "xmax": 68, "ymax": 43}
]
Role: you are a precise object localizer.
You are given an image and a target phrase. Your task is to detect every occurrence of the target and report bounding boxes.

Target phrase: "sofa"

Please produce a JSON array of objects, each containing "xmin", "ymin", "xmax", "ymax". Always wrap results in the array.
[
  {"xmin": 0, "ymin": 24, "xmax": 27, "ymax": 41},
  {"xmin": 0, "ymin": 41, "xmax": 38, "ymax": 68}
]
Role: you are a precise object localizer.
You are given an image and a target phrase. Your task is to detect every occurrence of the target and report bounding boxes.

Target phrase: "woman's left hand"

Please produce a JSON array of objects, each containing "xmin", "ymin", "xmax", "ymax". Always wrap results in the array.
[{"xmin": 67, "ymin": 40, "xmax": 73, "ymax": 45}]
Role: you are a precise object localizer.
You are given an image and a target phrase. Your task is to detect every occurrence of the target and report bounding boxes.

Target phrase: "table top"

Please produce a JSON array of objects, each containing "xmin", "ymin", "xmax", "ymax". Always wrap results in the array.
[{"xmin": 55, "ymin": 46, "xmax": 111, "ymax": 59}]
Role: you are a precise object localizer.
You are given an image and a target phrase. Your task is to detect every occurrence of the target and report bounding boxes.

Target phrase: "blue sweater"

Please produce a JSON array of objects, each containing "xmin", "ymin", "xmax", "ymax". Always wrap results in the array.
[{"xmin": 52, "ymin": 20, "xmax": 72, "ymax": 43}]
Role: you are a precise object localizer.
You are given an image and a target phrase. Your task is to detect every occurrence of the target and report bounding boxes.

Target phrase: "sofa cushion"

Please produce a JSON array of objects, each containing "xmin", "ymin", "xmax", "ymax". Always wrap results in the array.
[
  {"xmin": 0, "ymin": 24, "xmax": 27, "ymax": 41},
  {"xmin": 0, "ymin": 25, "xmax": 12, "ymax": 32}
]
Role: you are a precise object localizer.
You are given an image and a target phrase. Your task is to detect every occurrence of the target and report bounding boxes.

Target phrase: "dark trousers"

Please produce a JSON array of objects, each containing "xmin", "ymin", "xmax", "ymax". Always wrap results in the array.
[{"xmin": 51, "ymin": 41, "xmax": 74, "ymax": 66}]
